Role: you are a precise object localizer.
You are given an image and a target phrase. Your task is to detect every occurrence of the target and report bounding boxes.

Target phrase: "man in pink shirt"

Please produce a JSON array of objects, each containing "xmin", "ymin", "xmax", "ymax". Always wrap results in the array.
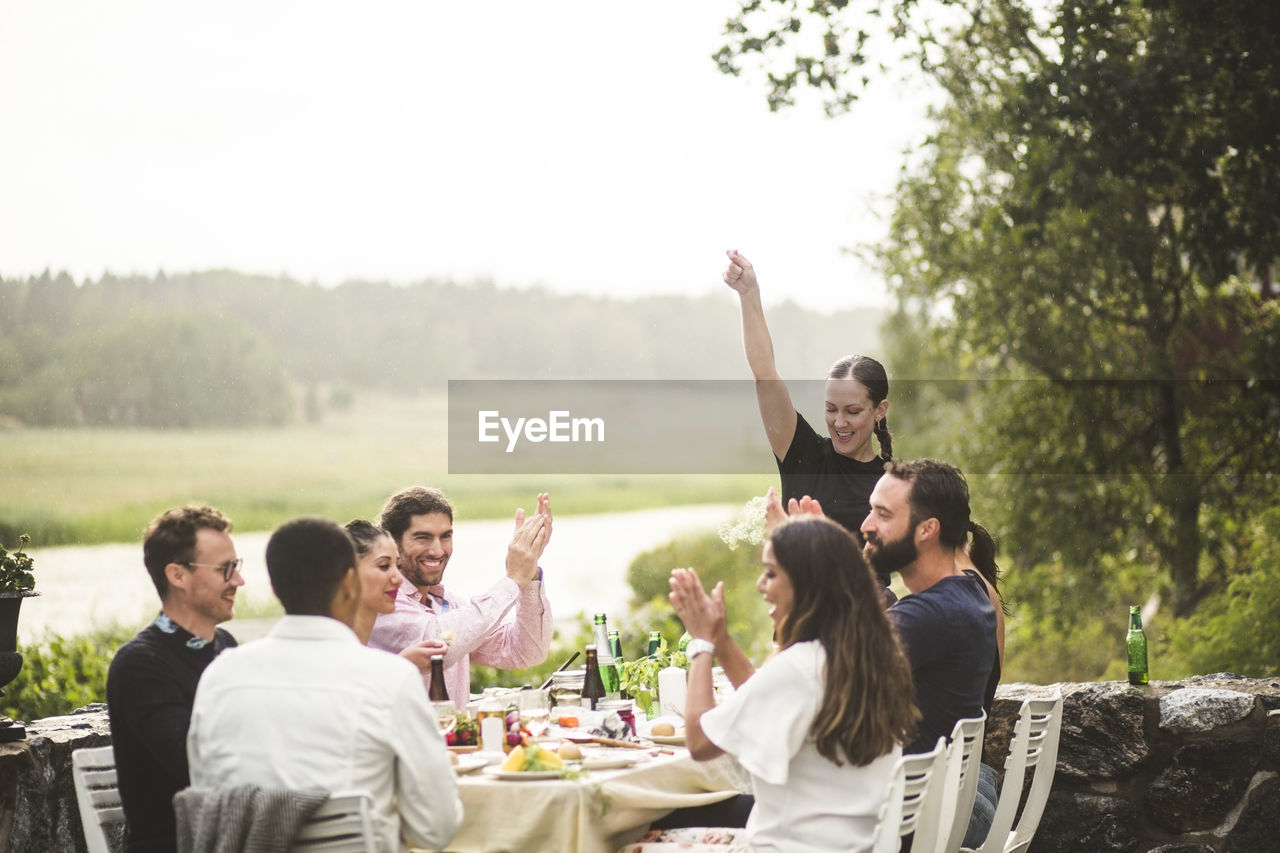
[{"xmin": 368, "ymin": 486, "xmax": 553, "ymax": 707}]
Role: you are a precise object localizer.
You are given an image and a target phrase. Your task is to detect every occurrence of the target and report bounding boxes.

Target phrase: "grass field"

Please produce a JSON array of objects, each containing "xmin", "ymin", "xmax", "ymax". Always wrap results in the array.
[{"xmin": 0, "ymin": 393, "xmax": 773, "ymax": 546}]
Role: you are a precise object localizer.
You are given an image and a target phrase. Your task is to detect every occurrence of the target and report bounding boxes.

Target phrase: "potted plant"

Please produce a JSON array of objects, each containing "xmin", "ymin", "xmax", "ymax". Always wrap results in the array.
[
  {"xmin": 0, "ymin": 533, "xmax": 38, "ymax": 741},
  {"xmin": 0, "ymin": 534, "xmax": 38, "ymax": 649}
]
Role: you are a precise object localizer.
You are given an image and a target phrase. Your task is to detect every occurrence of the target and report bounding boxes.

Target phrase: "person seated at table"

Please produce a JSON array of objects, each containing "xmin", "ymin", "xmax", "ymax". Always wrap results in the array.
[
  {"xmin": 346, "ymin": 519, "xmax": 449, "ymax": 671},
  {"xmin": 629, "ymin": 515, "xmax": 919, "ymax": 853},
  {"xmin": 368, "ymin": 486, "xmax": 553, "ymax": 707},
  {"xmin": 187, "ymin": 516, "xmax": 462, "ymax": 853}
]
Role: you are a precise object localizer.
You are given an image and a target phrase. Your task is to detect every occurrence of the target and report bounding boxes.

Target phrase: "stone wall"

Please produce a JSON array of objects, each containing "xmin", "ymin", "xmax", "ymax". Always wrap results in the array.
[
  {"xmin": 0, "ymin": 703, "xmax": 116, "ymax": 853},
  {"xmin": 989, "ymin": 675, "xmax": 1280, "ymax": 853},
  {"xmin": 2, "ymin": 677, "xmax": 1278, "ymax": 852}
]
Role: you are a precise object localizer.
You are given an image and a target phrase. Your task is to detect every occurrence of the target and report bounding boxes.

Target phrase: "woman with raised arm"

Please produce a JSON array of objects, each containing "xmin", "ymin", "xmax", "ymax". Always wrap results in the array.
[
  {"xmin": 724, "ymin": 250, "xmax": 893, "ymax": 576},
  {"xmin": 625, "ymin": 516, "xmax": 919, "ymax": 853}
]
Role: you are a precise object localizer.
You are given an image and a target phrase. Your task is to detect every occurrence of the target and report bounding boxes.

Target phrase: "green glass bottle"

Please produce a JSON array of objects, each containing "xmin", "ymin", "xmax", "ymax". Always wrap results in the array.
[
  {"xmin": 646, "ymin": 630, "xmax": 662, "ymax": 659},
  {"xmin": 1127, "ymin": 605, "xmax": 1149, "ymax": 685},
  {"xmin": 608, "ymin": 628, "xmax": 631, "ymax": 699},
  {"xmin": 592, "ymin": 613, "xmax": 621, "ymax": 695},
  {"xmin": 678, "ymin": 631, "xmax": 692, "ymax": 653}
]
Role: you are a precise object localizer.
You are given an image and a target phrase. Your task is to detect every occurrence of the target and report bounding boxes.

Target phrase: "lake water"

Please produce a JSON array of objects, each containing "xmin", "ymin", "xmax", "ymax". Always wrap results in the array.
[{"xmin": 18, "ymin": 504, "xmax": 741, "ymax": 643}]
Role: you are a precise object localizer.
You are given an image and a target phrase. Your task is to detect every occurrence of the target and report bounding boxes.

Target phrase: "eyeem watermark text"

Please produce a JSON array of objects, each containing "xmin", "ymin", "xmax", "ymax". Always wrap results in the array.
[{"xmin": 478, "ymin": 410, "xmax": 605, "ymax": 453}]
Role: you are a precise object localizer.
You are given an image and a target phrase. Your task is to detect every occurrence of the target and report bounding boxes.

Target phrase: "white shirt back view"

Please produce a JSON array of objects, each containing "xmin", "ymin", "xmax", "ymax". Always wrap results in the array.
[
  {"xmin": 700, "ymin": 640, "xmax": 900, "ymax": 853},
  {"xmin": 187, "ymin": 615, "xmax": 462, "ymax": 852}
]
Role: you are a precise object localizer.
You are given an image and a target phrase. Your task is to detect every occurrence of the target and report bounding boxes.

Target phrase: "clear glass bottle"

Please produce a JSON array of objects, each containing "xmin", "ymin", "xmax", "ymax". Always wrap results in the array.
[{"xmin": 476, "ymin": 691, "xmax": 506, "ymax": 752}]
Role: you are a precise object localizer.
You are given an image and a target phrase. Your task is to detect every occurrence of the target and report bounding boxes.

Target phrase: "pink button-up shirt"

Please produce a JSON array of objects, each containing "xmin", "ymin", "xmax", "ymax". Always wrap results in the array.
[{"xmin": 368, "ymin": 574, "xmax": 552, "ymax": 708}]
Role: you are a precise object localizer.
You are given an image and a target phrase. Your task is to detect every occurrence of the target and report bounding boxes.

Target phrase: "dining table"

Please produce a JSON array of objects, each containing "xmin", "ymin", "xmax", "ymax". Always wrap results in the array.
[{"xmin": 437, "ymin": 747, "xmax": 751, "ymax": 853}]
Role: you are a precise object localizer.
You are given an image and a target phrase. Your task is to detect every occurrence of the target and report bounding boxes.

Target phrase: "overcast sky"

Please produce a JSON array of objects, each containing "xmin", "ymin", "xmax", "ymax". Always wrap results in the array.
[{"xmin": 0, "ymin": 1, "xmax": 935, "ymax": 312}]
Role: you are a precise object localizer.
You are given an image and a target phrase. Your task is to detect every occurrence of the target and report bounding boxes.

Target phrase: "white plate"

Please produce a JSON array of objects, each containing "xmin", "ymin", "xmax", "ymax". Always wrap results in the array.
[
  {"xmin": 649, "ymin": 734, "xmax": 686, "ymax": 746},
  {"xmin": 453, "ymin": 755, "xmax": 488, "ymax": 775},
  {"xmin": 482, "ymin": 766, "xmax": 565, "ymax": 781},
  {"xmin": 578, "ymin": 757, "xmax": 638, "ymax": 771}
]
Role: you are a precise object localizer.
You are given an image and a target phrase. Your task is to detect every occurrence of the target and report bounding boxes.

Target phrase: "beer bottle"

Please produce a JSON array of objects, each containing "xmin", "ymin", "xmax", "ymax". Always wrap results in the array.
[
  {"xmin": 592, "ymin": 613, "xmax": 621, "ymax": 696},
  {"xmin": 1127, "ymin": 605, "xmax": 1149, "ymax": 685},
  {"xmin": 582, "ymin": 644, "xmax": 606, "ymax": 710},
  {"xmin": 647, "ymin": 630, "xmax": 662, "ymax": 659},
  {"xmin": 428, "ymin": 654, "xmax": 450, "ymax": 702},
  {"xmin": 608, "ymin": 628, "xmax": 631, "ymax": 700}
]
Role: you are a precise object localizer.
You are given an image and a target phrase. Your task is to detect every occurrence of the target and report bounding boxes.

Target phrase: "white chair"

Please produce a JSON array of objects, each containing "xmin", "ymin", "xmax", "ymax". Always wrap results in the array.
[
  {"xmin": 71, "ymin": 745, "xmax": 124, "ymax": 853},
  {"xmin": 964, "ymin": 692, "xmax": 1063, "ymax": 853},
  {"xmin": 872, "ymin": 738, "xmax": 949, "ymax": 853},
  {"xmin": 932, "ymin": 714, "xmax": 988, "ymax": 853},
  {"xmin": 288, "ymin": 790, "xmax": 379, "ymax": 852}
]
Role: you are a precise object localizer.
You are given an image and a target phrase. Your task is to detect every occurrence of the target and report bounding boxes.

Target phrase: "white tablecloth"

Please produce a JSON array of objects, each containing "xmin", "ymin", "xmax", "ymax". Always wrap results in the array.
[{"xmin": 438, "ymin": 749, "xmax": 751, "ymax": 853}]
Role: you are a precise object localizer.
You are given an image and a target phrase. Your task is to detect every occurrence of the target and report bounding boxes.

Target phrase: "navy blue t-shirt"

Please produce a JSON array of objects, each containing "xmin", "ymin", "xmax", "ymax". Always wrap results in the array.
[{"xmin": 889, "ymin": 572, "xmax": 998, "ymax": 754}]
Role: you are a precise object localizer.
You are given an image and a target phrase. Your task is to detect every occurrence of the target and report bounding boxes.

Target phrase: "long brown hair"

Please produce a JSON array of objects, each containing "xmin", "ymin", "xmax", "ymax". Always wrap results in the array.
[{"xmin": 770, "ymin": 516, "xmax": 919, "ymax": 766}]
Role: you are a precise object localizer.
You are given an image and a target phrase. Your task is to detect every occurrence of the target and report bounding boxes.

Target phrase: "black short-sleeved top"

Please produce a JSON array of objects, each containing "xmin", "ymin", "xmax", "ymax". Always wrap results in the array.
[
  {"xmin": 778, "ymin": 410, "xmax": 885, "ymax": 540},
  {"xmin": 106, "ymin": 614, "xmax": 237, "ymax": 853}
]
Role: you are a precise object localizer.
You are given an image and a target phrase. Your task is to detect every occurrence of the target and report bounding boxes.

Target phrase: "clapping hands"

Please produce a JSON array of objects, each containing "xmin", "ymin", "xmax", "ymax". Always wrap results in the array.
[
  {"xmin": 506, "ymin": 493, "xmax": 552, "ymax": 588},
  {"xmin": 668, "ymin": 568, "xmax": 726, "ymax": 645},
  {"xmin": 763, "ymin": 486, "xmax": 825, "ymax": 534}
]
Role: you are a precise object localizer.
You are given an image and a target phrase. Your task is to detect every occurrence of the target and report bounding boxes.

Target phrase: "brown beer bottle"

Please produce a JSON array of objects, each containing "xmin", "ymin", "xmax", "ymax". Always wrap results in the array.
[
  {"xmin": 428, "ymin": 654, "xmax": 450, "ymax": 702},
  {"xmin": 582, "ymin": 644, "xmax": 606, "ymax": 710}
]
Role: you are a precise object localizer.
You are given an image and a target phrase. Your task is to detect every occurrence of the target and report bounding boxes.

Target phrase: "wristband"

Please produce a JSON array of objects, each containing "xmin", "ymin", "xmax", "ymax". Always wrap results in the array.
[{"xmin": 685, "ymin": 638, "xmax": 716, "ymax": 661}]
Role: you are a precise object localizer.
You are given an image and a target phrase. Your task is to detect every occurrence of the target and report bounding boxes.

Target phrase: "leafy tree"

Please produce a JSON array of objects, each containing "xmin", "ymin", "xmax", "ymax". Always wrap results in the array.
[
  {"xmin": 715, "ymin": 0, "xmax": 1280, "ymax": 677},
  {"xmin": 70, "ymin": 310, "xmax": 293, "ymax": 428}
]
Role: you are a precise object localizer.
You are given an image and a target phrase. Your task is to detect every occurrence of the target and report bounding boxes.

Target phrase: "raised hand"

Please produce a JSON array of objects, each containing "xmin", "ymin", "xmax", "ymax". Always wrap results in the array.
[
  {"xmin": 668, "ymin": 568, "xmax": 727, "ymax": 644},
  {"xmin": 506, "ymin": 493, "xmax": 552, "ymax": 588},
  {"xmin": 723, "ymin": 249, "xmax": 759, "ymax": 296},
  {"xmin": 764, "ymin": 486, "xmax": 826, "ymax": 534}
]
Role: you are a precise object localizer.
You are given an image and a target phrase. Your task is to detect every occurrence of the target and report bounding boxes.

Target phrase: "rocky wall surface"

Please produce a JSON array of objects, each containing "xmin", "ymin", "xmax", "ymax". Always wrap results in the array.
[
  {"xmin": 0, "ymin": 703, "xmax": 117, "ymax": 853},
  {"xmin": 1, "ymin": 678, "xmax": 1278, "ymax": 853},
  {"xmin": 992, "ymin": 675, "xmax": 1280, "ymax": 853}
]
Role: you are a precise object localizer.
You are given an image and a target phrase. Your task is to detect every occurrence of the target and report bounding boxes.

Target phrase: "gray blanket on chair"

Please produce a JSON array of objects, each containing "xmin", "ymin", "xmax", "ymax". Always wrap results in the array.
[{"xmin": 173, "ymin": 785, "xmax": 330, "ymax": 853}]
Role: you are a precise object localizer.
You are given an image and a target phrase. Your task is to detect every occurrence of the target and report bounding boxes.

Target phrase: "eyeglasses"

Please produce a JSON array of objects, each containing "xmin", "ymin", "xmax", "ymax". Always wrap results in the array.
[{"xmin": 184, "ymin": 558, "xmax": 244, "ymax": 582}]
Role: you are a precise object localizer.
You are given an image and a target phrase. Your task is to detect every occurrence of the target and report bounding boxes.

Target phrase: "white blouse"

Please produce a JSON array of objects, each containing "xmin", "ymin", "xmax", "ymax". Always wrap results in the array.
[{"xmin": 700, "ymin": 640, "xmax": 900, "ymax": 853}]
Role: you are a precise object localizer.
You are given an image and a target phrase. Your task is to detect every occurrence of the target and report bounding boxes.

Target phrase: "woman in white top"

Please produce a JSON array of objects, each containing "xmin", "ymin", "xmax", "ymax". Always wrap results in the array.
[{"xmin": 630, "ymin": 515, "xmax": 919, "ymax": 853}]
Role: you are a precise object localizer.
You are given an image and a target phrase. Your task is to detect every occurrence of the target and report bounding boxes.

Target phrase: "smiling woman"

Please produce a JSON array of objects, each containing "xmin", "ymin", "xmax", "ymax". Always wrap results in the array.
[
  {"xmin": 641, "ymin": 516, "xmax": 919, "ymax": 852},
  {"xmin": 722, "ymin": 250, "xmax": 894, "ymax": 585}
]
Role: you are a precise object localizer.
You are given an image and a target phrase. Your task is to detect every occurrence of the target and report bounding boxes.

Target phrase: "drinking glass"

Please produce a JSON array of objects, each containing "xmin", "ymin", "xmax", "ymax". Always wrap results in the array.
[
  {"xmin": 518, "ymin": 689, "xmax": 552, "ymax": 737},
  {"xmin": 431, "ymin": 700, "xmax": 457, "ymax": 736}
]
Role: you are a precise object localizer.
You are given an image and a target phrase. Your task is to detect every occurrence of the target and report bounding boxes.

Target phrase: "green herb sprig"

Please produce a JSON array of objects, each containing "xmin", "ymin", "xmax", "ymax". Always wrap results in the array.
[{"xmin": 617, "ymin": 638, "xmax": 687, "ymax": 716}]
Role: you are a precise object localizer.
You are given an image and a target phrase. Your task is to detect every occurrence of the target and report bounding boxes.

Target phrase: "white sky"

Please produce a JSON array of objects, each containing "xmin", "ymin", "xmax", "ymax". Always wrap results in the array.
[{"xmin": 0, "ymin": 1, "xmax": 935, "ymax": 312}]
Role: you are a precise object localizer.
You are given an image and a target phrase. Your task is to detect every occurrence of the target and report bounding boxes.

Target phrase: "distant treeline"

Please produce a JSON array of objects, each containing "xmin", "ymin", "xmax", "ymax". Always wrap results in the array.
[{"xmin": 0, "ymin": 270, "xmax": 884, "ymax": 427}]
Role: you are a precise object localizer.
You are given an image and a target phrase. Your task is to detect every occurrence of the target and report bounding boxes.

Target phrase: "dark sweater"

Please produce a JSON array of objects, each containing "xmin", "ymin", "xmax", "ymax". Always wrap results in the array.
[{"xmin": 106, "ymin": 615, "xmax": 236, "ymax": 853}]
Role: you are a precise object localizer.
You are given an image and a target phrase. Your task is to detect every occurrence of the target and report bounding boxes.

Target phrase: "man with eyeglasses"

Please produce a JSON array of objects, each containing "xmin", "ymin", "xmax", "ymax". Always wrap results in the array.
[{"xmin": 107, "ymin": 504, "xmax": 245, "ymax": 853}]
